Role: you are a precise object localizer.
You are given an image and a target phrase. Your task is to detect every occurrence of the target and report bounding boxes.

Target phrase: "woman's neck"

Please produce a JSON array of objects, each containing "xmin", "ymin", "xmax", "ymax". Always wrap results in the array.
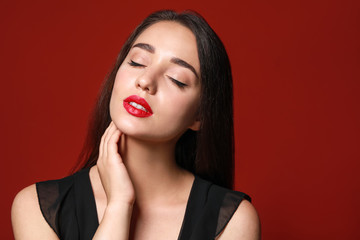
[{"xmin": 118, "ymin": 134, "xmax": 193, "ymax": 206}]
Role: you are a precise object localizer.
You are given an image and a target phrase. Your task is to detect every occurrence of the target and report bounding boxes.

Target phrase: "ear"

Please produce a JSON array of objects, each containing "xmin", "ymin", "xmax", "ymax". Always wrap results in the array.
[{"xmin": 189, "ymin": 119, "xmax": 201, "ymax": 131}]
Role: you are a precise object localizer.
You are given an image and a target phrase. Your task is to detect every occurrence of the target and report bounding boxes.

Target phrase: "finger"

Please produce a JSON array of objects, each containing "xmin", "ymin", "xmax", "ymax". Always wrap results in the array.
[
  {"xmin": 107, "ymin": 123, "xmax": 121, "ymax": 144},
  {"xmin": 103, "ymin": 122, "xmax": 116, "ymax": 156},
  {"xmin": 105, "ymin": 123, "xmax": 121, "ymax": 155},
  {"xmin": 99, "ymin": 134, "xmax": 104, "ymax": 158},
  {"xmin": 102, "ymin": 121, "xmax": 114, "ymax": 158},
  {"xmin": 108, "ymin": 127, "xmax": 122, "ymax": 151},
  {"xmin": 99, "ymin": 126, "xmax": 109, "ymax": 159},
  {"xmin": 107, "ymin": 129, "xmax": 122, "ymax": 161}
]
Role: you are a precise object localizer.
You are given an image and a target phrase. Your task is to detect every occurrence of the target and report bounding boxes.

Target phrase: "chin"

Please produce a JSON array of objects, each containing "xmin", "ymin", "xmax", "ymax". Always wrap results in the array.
[
  {"xmin": 115, "ymin": 122, "xmax": 180, "ymax": 144},
  {"xmin": 111, "ymin": 117, "xmax": 132, "ymax": 134},
  {"xmin": 110, "ymin": 113, "xmax": 186, "ymax": 144}
]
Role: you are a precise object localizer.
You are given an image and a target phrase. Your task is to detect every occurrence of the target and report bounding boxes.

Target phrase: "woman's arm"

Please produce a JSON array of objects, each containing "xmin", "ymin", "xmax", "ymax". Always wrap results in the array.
[
  {"xmin": 92, "ymin": 121, "xmax": 135, "ymax": 240},
  {"xmin": 217, "ymin": 200, "xmax": 261, "ymax": 240},
  {"xmin": 92, "ymin": 202, "xmax": 133, "ymax": 240},
  {"xmin": 11, "ymin": 121, "xmax": 134, "ymax": 240},
  {"xmin": 11, "ymin": 184, "xmax": 59, "ymax": 240}
]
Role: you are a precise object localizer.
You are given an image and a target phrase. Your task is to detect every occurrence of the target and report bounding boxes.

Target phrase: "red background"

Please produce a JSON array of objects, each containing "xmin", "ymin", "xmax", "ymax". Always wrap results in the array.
[{"xmin": 1, "ymin": 0, "xmax": 359, "ymax": 239}]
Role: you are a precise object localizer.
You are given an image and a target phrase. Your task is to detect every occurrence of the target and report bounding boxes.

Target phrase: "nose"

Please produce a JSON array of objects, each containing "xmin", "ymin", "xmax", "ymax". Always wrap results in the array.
[{"xmin": 135, "ymin": 71, "xmax": 157, "ymax": 95}]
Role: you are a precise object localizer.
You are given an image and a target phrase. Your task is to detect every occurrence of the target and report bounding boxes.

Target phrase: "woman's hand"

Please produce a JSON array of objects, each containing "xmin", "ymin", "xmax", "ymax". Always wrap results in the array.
[
  {"xmin": 93, "ymin": 121, "xmax": 134, "ymax": 239},
  {"xmin": 96, "ymin": 121, "xmax": 135, "ymax": 206}
]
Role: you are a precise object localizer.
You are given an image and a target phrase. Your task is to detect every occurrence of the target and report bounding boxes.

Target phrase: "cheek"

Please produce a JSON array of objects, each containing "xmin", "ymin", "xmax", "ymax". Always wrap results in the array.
[
  {"xmin": 113, "ymin": 67, "xmax": 133, "ymax": 90},
  {"xmin": 165, "ymin": 93, "xmax": 200, "ymax": 126},
  {"xmin": 110, "ymin": 68, "xmax": 131, "ymax": 116}
]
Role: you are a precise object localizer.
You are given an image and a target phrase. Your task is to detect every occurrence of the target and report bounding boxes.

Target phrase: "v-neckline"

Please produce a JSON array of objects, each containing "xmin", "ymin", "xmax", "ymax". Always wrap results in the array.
[{"xmin": 85, "ymin": 168, "xmax": 198, "ymax": 239}]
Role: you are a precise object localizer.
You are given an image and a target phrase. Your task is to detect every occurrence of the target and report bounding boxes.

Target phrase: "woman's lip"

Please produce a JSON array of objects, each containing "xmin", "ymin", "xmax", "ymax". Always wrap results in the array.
[{"xmin": 123, "ymin": 95, "xmax": 153, "ymax": 117}]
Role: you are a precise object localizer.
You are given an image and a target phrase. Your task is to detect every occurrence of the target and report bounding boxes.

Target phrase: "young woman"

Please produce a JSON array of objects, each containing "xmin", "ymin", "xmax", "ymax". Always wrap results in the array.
[{"xmin": 11, "ymin": 10, "xmax": 260, "ymax": 240}]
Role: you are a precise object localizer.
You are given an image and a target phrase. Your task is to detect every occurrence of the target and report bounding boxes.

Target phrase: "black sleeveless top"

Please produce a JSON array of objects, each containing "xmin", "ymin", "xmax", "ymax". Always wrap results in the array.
[{"xmin": 36, "ymin": 168, "xmax": 251, "ymax": 240}]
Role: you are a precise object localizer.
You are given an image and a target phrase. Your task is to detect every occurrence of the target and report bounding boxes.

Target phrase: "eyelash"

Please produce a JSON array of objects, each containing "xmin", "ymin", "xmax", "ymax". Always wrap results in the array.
[
  {"xmin": 128, "ymin": 60, "xmax": 187, "ymax": 89},
  {"xmin": 168, "ymin": 76, "xmax": 187, "ymax": 89},
  {"xmin": 128, "ymin": 60, "xmax": 144, "ymax": 67}
]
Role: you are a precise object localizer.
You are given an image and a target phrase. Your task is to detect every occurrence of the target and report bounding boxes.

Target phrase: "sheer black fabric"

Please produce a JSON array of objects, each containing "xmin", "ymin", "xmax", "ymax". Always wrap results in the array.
[{"xmin": 36, "ymin": 168, "xmax": 251, "ymax": 240}]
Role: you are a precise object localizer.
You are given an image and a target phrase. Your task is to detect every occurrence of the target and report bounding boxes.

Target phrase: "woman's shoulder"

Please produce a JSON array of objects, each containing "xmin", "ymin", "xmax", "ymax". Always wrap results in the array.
[
  {"xmin": 195, "ymin": 177, "xmax": 260, "ymax": 239},
  {"xmin": 195, "ymin": 176, "xmax": 251, "ymax": 211},
  {"xmin": 12, "ymin": 184, "xmax": 39, "ymax": 225},
  {"xmin": 216, "ymin": 199, "xmax": 261, "ymax": 240},
  {"xmin": 207, "ymin": 183, "xmax": 260, "ymax": 240},
  {"xmin": 11, "ymin": 170, "xmax": 88, "ymax": 239},
  {"xmin": 11, "ymin": 184, "xmax": 59, "ymax": 239}
]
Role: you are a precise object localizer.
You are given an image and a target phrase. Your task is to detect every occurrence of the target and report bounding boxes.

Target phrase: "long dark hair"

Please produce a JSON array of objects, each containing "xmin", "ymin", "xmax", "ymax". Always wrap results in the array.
[{"xmin": 73, "ymin": 10, "xmax": 235, "ymax": 189}]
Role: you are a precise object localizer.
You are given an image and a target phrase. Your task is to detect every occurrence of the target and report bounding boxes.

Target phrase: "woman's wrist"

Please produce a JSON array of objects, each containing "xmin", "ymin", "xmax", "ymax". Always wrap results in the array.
[
  {"xmin": 104, "ymin": 201, "xmax": 134, "ymax": 219},
  {"xmin": 106, "ymin": 194, "xmax": 135, "ymax": 207},
  {"xmin": 93, "ymin": 201, "xmax": 134, "ymax": 240}
]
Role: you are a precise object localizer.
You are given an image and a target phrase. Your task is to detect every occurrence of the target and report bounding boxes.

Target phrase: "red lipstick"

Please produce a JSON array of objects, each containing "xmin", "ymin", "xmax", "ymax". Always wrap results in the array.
[{"xmin": 123, "ymin": 95, "xmax": 153, "ymax": 117}]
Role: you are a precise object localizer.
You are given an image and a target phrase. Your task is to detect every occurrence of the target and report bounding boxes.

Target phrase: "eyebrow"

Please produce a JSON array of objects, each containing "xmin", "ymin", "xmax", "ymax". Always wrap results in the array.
[
  {"xmin": 170, "ymin": 57, "xmax": 199, "ymax": 79},
  {"xmin": 132, "ymin": 42, "xmax": 199, "ymax": 79},
  {"xmin": 133, "ymin": 43, "xmax": 155, "ymax": 53}
]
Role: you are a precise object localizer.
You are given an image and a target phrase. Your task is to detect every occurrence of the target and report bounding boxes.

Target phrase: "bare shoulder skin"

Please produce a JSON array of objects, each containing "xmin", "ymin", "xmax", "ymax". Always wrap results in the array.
[
  {"xmin": 11, "ymin": 184, "xmax": 59, "ymax": 240},
  {"xmin": 217, "ymin": 200, "xmax": 261, "ymax": 240}
]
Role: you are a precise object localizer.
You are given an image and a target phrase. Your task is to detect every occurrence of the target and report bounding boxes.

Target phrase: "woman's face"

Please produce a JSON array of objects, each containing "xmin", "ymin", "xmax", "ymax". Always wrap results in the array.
[{"xmin": 109, "ymin": 21, "xmax": 201, "ymax": 143}]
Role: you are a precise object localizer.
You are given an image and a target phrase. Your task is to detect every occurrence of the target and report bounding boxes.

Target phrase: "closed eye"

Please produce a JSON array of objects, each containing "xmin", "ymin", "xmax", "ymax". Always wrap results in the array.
[
  {"xmin": 128, "ymin": 60, "xmax": 145, "ymax": 67},
  {"xmin": 167, "ymin": 75, "xmax": 187, "ymax": 89}
]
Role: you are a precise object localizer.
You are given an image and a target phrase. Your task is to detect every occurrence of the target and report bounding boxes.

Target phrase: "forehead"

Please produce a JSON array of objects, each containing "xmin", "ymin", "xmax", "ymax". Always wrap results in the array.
[{"xmin": 132, "ymin": 21, "xmax": 200, "ymax": 70}]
